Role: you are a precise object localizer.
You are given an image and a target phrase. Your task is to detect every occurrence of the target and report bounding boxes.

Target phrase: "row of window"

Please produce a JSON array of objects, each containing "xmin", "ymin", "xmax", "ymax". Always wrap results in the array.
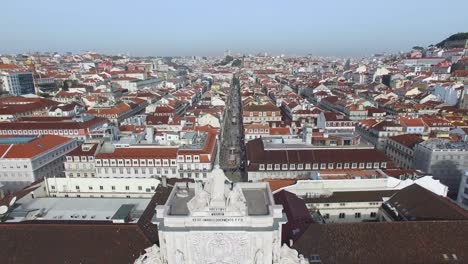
[
  {"xmin": 0, "ymin": 129, "xmax": 80, "ymax": 135},
  {"xmin": 66, "ymin": 156, "xmax": 95, "ymax": 162},
  {"xmin": 50, "ymin": 185, "xmax": 156, "ymax": 192},
  {"xmin": 248, "ymin": 112, "xmax": 277, "ymax": 117},
  {"xmin": 177, "ymin": 155, "xmax": 200, "ymax": 163},
  {"xmin": 323, "ymin": 212, "xmax": 377, "ymax": 219},
  {"xmin": 259, "ymin": 161, "xmax": 387, "ymax": 171},
  {"xmin": 97, "ymin": 167, "xmax": 176, "ymax": 175},
  {"xmin": 246, "ymin": 129, "xmax": 270, "ymax": 134},
  {"xmin": 322, "ymin": 202, "xmax": 380, "ymax": 207},
  {"xmin": 180, "ymin": 172, "xmax": 208, "ymax": 179},
  {"xmin": 96, "ymin": 159, "xmax": 176, "ymax": 167},
  {"xmin": 326, "ymin": 121, "xmax": 354, "ymax": 127}
]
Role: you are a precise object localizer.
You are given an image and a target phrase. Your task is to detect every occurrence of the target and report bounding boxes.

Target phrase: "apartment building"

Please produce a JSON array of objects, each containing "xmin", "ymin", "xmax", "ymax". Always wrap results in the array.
[
  {"xmin": 246, "ymin": 138, "xmax": 391, "ymax": 181},
  {"xmin": 242, "ymin": 102, "xmax": 281, "ymax": 123},
  {"xmin": 385, "ymin": 134, "xmax": 424, "ymax": 169},
  {"xmin": 413, "ymin": 139, "xmax": 468, "ymax": 198},
  {"xmin": 0, "ymin": 135, "xmax": 78, "ymax": 191}
]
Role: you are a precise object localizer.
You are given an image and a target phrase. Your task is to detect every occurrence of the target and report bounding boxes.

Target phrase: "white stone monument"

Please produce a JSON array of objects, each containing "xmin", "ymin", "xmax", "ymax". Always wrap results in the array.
[{"xmin": 152, "ymin": 165, "xmax": 287, "ymax": 264}]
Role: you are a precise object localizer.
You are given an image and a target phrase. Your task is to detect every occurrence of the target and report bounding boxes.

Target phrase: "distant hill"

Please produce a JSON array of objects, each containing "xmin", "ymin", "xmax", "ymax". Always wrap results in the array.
[{"xmin": 436, "ymin": 32, "xmax": 468, "ymax": 48}]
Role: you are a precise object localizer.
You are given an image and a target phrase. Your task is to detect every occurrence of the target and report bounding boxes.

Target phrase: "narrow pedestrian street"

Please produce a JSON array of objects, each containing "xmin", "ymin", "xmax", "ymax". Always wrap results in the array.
[{"xmin": 219, "ymin": 75, "xmax": 246, "ymax": 182}]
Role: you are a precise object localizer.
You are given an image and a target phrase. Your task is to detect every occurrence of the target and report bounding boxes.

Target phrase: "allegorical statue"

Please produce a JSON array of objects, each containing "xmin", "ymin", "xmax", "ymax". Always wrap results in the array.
[
  {"xmin": 254, "ymin": 249, "xmax": 264, "ymax": 264},
  {"xmin": 187, "ymin": 181, "xmax": 210, "ymax": 212},
  {"xmin": 226, "ymin": 185, "xmax": 246, "ymax": 214},
  {"xmin": 175, "ymin": 249, "xmax": 185, "ymax": 264},
  {"xmin": 133, "ymin": 244, "xmax": 163, "ymax": 264}
]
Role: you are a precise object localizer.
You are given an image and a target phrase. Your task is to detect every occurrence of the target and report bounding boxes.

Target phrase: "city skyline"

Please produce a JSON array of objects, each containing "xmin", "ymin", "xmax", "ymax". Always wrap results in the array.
[{"xmin": 1, "ymin": 0, "xmax": 467, "ymax": 56}]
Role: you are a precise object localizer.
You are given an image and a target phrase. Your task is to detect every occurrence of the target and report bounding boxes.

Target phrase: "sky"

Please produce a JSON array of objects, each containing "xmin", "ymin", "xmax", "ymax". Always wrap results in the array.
[{"xmin": 1, "ymin": 0, "xmax": 467, "ymax": 57}]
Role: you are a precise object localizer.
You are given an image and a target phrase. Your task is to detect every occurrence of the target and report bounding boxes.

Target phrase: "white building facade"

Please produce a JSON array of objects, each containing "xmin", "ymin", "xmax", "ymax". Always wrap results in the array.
[{"xmin": 153, "ymin": 167, "xmax": 287, "ymax": 264}]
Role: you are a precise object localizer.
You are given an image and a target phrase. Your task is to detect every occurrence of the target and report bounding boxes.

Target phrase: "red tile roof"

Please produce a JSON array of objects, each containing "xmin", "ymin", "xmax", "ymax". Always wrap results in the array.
[
  {"xmin": 0, "ymin": 135, "xmax": 73, "ymax": 159},
  {"xmin": 389, "ymin": 134, "xmax": 424, "ymax": 149}
]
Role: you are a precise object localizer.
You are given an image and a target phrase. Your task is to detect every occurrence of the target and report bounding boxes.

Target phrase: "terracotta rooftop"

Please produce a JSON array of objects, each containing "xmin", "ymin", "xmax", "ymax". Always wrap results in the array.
[
  {"xmin": 384, "ymin": 184, "xmax": 468, "ymax": 221},
  {"xmin": 293, "ymin": 221, "xmax": 468, "ymax": 263},
  {"xmin": 389, "ymin": 134, "xmax": 424, "ymax": 149},
  {"xmin": 0, "ymin": 135, "xmax": 73, "ymax": 159},
  {"xmin": 0, "ymin": 223, "xmax": 152, "ymax": 264}
]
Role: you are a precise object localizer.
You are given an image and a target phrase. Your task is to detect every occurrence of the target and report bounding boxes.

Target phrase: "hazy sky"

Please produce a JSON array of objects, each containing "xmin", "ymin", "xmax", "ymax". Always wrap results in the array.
[{"xmin": 1, "ymin": 0, "xmax": 467, "ymax": 56}]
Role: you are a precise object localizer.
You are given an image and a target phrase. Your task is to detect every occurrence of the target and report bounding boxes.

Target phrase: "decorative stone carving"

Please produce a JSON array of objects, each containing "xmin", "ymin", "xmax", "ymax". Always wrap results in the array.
[
  {"xmin": 254, "ymin": 249, "xmax": 264, "ymax": 264},
  {"xmin": 134, "ymin": 244, "xmax": 164, "ymax": 264},
  {"xmin": 272, "ymin": 237, "xmax": 280, "ymax": 263},
  {"xmin": 226, "ymin": 185, "xmax": 247, "ymax": 215},
  {"xmin": 190, "ymin": 232, "xmax": 250, "ymax": 264},
  {"xmin": 175, "ymin": 249, "xmax": 185, "ymax": 264},
  {"xmin": 279, "ymin": 244, "xmax": 308, "ymax": 264},
  {"xmin": 187, "ymin": 181, "xmax": 210, "ymax": 212}
]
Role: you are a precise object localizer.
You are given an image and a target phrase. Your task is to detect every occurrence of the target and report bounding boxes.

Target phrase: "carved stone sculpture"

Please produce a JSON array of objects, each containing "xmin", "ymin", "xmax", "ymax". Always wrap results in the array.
[{"xmin": 134, "ymin": 244, "xmax": 163, "ymax": 264}]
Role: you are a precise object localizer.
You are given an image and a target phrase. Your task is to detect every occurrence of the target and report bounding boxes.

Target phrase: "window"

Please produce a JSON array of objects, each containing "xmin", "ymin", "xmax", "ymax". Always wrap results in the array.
[
  {"xmin": 323, "ymin": 213, "xmax": 329, "ymax": 219},
  {"xmin": 359, "ymin": 162, "xmax": 365, "ymax": 169},
  {"xmin": 355, "ymin": 212, "xmax": 361, "ymax": 218},
  {"xmin": 370, "ymin": 212, "xmax": 377, "ymax": 218},
  {"xmin": 309, "ymin": 255, "xmax": 321, "ymax": 263},
  {"xmin": 88, "ymin": 186, "xmax": 93, "ymax": 191},
  {"xmin": 75, "ymin": 186, "xmax": 80, "ymax": 190},
  {"xmin": 305, "ymin": 163, "xmax": 311, "ymax": 170},
  {"xmin": 259, "ymin": 164, "xmax": 265, "ymax": 170},
  {"xmin": 352, "ymin": 163, "xmax": 357, "ymax": 169},
  {"xmin": 320, "ymin": 163, "xmax": 326, "ymax": 169},
  {"xmin": 282, "ymin": 164, "xmax": 288, "ymax": 170},
  {"xmin": 339, "ymin": 213, "xmax": 345, "ymax": 219},
  {"xmin": 290, "ymin": 164, "xmax": 296, "ymax": 170},
  {"xmin": 344, "ymin": 163, "xmax": 350, "ymax": 169},
  {"xmin": 111, "ymin": 186, "xmax": 115, "ymax": 191},
  {"xmin": 267, "ymin": 164, "xmax": 272, "ymax": 170},
  {"xmin": 340, "ymin": 203, "xmax": 346, "ymax": 206},
  {"xmin": 138, "ymin": 186, "xmax": 142, "ymax": 191},
  {"xmin": 336, "ymin": 163, "xmax": 342, "ymax": 169},
  {"xmin": 274, "ymin": 164, "xmax": 280, "ymax": 170},
  {"xmin": 313, "ymin": 163, "xmax": 319, "ymax": 170},
  {"xmin": 297, "ymin": 164, "xmax": 303, "ymax": 170},
  {"xmin": 125, "ymin": 186, "xmax": 130, "ymax": 190},
  {"xmin": 327, "ymin": 163, "xmax": 334, "ymax": 169},
  {"xmin": 100, "ymin": 186, "xmax": 104, "ymax": 190}
]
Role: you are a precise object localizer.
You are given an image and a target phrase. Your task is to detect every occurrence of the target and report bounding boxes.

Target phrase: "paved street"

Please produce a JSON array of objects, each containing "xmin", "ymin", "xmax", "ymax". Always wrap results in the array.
[{"xmin": 219, "ymin": 76, "xmax": 246, "ymax": 182}]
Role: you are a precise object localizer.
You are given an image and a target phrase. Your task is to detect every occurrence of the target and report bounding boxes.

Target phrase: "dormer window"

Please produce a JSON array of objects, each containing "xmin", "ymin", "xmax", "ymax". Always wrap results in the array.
[{"xmin": 259, "ymin": 164, "xmax": 265, "ymax": 170}]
